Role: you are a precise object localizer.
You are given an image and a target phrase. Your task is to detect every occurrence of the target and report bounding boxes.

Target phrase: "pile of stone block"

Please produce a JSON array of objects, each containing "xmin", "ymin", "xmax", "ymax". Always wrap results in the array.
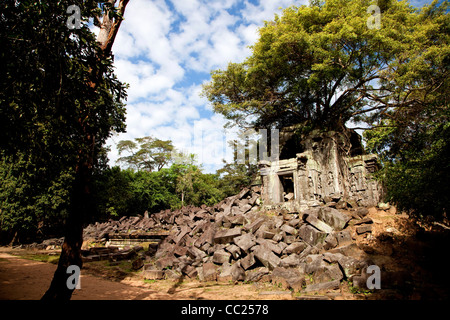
[
  {"xmin": 81, "ymin": 245, "xmax": 143, "ymax": 262},
  {"xmin": 140, "ymin": 186, "xmax": 373, "ymax": 293}
]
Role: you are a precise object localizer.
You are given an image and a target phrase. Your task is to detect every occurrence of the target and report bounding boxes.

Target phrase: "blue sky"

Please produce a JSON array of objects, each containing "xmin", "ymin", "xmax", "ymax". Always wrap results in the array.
[{"xmin": 103, "ymin": 0, "xmax": 437, "ymax": 173}]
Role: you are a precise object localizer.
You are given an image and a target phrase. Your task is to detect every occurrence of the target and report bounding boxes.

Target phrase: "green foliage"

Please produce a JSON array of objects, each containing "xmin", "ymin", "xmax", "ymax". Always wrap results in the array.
[
  {"xmin": 217, "ymin": 161, "xmax": 258, "ymax": 198},
  {"xmin": 117, "ymin": 137, "xmax": 174, "ymax": 172},
  {"xmin": 0, "ymin": 152, "xmax": 74, "ymax": 243},
  {"xmin": 362, "ymin": 0, "xmax": 449, "ymax": 221},
  {"xmin": 90, "ymin": 162, "xmax": 226, "ymax": 220},
  {"xmin": 202, "ymin": 0, "xmax": 447, "ymax": 133},
  {"xmin": 203, "ymin": 0, "xmax": 449, "ymax": 222},
  {"xmin": 0, "ymin": 1, "xmax": 127, "ymax": 243},
  {"xmin": 365, "ymin": 118, "xmax": 450, "ymax": 220}
]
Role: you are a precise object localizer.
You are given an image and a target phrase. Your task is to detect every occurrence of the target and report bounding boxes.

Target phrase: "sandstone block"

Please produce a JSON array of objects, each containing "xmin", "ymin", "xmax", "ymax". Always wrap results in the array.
[
  {"xmin": 214, "ymin": 227, "xmax": 242, "ymax": 244},
  {"xmin": 240, "ymin": 253, "xmax": 256, "ymax": 270},
  {"xmin": 280, "ymin": 224, "xmax": 297, "ymax": 235},
  {"xmin": 244, "ymin": 217, "xmax": 265, "ymax": 233},
  {"xmin": 284, "ymin": 242, "xmax": 306, "ymax": 255},
  {"xmin": 303, "ymin": 280, "xmax": 340, "ymax": 293},
  {"xmin": 225, "ymin": 244, "xmax": 241, "ymax": 259},
  {"xmin": 318, "ymin": 207, "xmax": 350, "ymax": 231},
  {"xmin": 212, "ymin": 249, "xmax": 231, "ymax": 264},
  {"xmin": 143, "ymin": 270, "xmax": 165, "ymax": 280},
  {"xmin": 305, "ymin": 214, "xmax": 334, "ymax": 233},
  {"xmin": 298, "ymin": 225, "xmax": 327, "ymax": 246},
  {"xmin": 202, "ymin": 262, "xmax": 217, "ymax": 281},
  {"xmin": 253, "ymin": 245, "xmax": 282, "ymax": 270},
  {"xmin": 233, "ymin": 233, "xmax": 256, "ymax": 252},
  {"xmin": 356, "ymin": 225, "xmax": 372, "ymax": 234}
]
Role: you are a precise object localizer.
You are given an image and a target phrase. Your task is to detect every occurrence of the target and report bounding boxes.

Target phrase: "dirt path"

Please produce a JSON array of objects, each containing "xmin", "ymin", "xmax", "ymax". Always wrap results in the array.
[
  {"xmin": 0, "ymin": 252, "xmax": 155, "ymax": 300},
  {"xmin": 0, "ymin": 251, "xmax": 295, "ymax": 300}
]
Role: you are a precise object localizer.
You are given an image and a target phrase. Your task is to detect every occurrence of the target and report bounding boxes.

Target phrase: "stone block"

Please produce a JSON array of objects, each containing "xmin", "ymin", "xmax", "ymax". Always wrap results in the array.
[
  {"xmin": 280, "ymin": 224, "xmax": 297, "ymax": 235},
  {"xmin": 230, "ymin": 261, "xmax": 246, "ymax": 282},
  {"xmin": 298, "ymin": 225, "xmax": 327, "ymax": 246},
  {"xmin": 187, "ymin": 246, "xmax": 207, "ymax": 260},
  {"xmin": 240, "ymin": 253, "xmax": 256, "ymax": 270},
  {"xmin": 318, "ymin": 207, "xmax": 350, "ymax": 231},
  {"xmin": 253, "ymin": 245, "xmax": 282, "ymax": 270},
  {"xmin": 335, "ymin": 230, "xmax": 352, "ymax": 247},
  {"xmin": 212, "ymin": 249, "xmax": 231, "ymax": 264},
  {"xmin": 202, "ymin": 262, "xmax": 218, "ymax": 281},
  {"xmin": 214, "ymin": 227, "xmax": 242, "ymax": 244},
  {"xmin": 244, "ymin": 217, "xmax": 265, "ymax": 233},
  {"xmin": 174, "ymin": 226, "xmax": 191, "ymax": 244},
  {"xmin": 217, "ymin": 262, "xmax": 233, "ymax": 282},
  {"xmin": 164, "ymin": 269, "xmax": 182, "ymax": 280},
  {"xmin": 238, "ymin": 188, "xmax": 250, "ymax": 199},
  {"xmin": 356, "ymin": 207, "xmax": 369, "ymax": 218},
  {"xmin": 225, "ymin": 244, "xmax": 241, "ymax": 259},
  {"xmin": 280, "ymin": 254, "xmax": 301, "ymax": 267},
  {"xmin": 322, "ymin": 252, "xmax": 362, "ymax": 278},
  {"xmin": 195, "ymin": 223, "xmax": 215, "ymax": 247},
  {"xmin": 173, "ymin": 246, "xmax": 188, "ymax": 257},
  {"xmin": 284, "ymin": 242, "xmax": 306, "ymax": 255},
  {"xmin": 233, "ymin": 233, "xmax": 256, "ymax": 252},
  {"xmin": 354, "ymin": 217, "xmax": 373, "ymax": 225},
  {"xmin": 283, "ymin": 234, "xmax": 296, "ymax": 244},
  {"xmin": 356, "ymin": 225, "xmax": 372, "ymax": 234},
  {"xmin": 256, "ymin": 238, "xmax": 282, "ymax": 255},
  {"xmin": 155, "ymin": 256, "xmax": 176, "ymax": 269},
  {"xmin": 271, "ymin": 267, "xmax": 305, "ymax": 292},
  {"xmin": 323, "ymin": 233, "xmax": 338, "ymax": 250},
  {"xmin": 288, "ymin": 218, "xmax": 301, "ymax": 227},
  {"xmin": 303, "ymin": 254, "xmax": 343, "ymax": 284},
  {"xmin": 262, "ymin": 230, "xmax": 275, "ymax": 239},
  {"xmin": 303, "ymin": 280, "xmax": 341, "ymax": 293},
  {"xmin": 305, "ymin": 214, "xmax": 333, "ymax": 233},
  {"xmin": 244, "ymin": 267, "xmax": 270, "ymax": 283},
  {"xmin": 143, "ymin": 270, "xmax": 164, "ymax": 280},
  {"xmin": 230, "ymin": 214, "xmax": 247, "ymax": 226}
]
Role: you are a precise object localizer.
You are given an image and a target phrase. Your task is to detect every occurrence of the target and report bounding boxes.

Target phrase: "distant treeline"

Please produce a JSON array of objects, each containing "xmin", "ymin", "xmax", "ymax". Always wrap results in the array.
[{"xmin": 0, "ymin": 157, "xmax": 257, "ymax": 245}]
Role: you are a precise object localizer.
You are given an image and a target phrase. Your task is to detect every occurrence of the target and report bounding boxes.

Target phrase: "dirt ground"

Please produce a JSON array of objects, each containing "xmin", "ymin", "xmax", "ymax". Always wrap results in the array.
[
  {"xmin": 1, "ymin": 208, "xmax": 449, "ymax": 300},
  {"xmin": 0, "ymin": 249, "xmax": 307, "ymax": 300}
]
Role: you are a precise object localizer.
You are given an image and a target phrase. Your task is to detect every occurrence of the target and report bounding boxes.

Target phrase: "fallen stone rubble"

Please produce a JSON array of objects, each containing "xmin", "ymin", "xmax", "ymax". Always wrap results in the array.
[
  {"xmin": 26, "ymin": 186, "xmax": 379, "ymax": 293},
  {"xmin": 82, "ymin": 186, "xmax": 377, "ymax": 293}
]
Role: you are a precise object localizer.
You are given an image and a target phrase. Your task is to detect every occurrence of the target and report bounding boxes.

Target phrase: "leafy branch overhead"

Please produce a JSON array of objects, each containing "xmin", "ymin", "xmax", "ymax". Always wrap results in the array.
[{"xmin": 202, "ymin": 0, "xmax": 449, "ymax": 133}]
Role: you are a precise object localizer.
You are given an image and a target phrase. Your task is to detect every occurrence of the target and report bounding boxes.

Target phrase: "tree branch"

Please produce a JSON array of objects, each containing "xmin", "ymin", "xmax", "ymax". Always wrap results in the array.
[{"xmin": 97, "ymin": 0, "xmax": 130, "ymax": 55}]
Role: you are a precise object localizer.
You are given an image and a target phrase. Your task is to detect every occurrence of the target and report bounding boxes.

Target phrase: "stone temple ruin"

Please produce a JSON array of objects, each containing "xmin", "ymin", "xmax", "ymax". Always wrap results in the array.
[
  {"xmin": 259, "ymin": 127, "xmax": 383, "ymax": 212},
  {"xmin": 34, "ymin": 127, "xmax": 388, "ymax": 296}
]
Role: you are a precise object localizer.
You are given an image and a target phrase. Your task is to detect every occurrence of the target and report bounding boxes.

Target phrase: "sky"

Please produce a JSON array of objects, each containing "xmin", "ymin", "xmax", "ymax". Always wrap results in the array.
[{"xmin": 102, "ymin": 0, "xmax": 436, "ymax": 173}]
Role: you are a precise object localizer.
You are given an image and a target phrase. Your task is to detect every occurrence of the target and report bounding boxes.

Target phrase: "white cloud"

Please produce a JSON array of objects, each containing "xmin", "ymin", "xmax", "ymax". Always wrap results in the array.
[{"xmin": 106, "ymin": 0, "xmax": 309, "ymax": 173}]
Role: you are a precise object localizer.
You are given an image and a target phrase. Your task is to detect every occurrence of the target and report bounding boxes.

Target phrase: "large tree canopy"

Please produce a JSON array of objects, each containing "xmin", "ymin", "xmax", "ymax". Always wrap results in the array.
[
  {"xmin": 117, "ymin": 136, "xmax": 175, "ymax": 172},
  {"xmin": 0, "ymin": 0, "xmax": 127, "ymax": 242},
  {"xmin": 1, "ymin": 0, "xmax": 130, "ymax": 299},
  {"xmin": 202, "ymin": 0, "xmax": 448, "ymax": 132}
]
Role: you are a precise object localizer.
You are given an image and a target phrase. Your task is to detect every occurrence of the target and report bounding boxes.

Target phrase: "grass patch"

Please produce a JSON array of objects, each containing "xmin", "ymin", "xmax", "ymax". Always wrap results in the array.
[
  {"xmin": 16, "ymin": 253, "xmax": 60, "ymax": 264},
  {"xmin": 144, "ymin": 279, "xmax": 157, "ymax": 284}
]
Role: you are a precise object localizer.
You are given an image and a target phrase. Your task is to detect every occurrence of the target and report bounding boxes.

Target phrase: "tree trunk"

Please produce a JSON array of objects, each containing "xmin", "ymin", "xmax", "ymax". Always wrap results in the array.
[
  {"xmin": 41, "ymin": 0, "xmax": 129, "ymax": 300},
  {"xmin": 41, "ymin": 157, "xmax": 91, "ymax": 300}
]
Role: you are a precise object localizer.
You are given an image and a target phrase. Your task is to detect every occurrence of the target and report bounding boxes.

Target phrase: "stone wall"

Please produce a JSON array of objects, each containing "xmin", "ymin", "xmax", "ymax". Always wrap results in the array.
[{"xmin": 259, "ymin": 129, "xmax": 383, "ymax": 211}]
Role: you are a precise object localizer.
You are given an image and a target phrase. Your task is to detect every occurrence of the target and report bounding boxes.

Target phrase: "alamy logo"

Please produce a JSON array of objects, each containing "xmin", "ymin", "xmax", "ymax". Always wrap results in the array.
[
  {"xmin": 66, "ymin": 5, "xmax": 81, "ymax": 30},
  {"xmin": 367, "ymin": 4, "xmax": 382, "ymax": 30},
  {"xmin": 66, "ymin": 265, "xmax": 81, "ymax": 290},
  {"xmin": 366, "ymin": 265, "xmax": 381, "ymax": 289}
]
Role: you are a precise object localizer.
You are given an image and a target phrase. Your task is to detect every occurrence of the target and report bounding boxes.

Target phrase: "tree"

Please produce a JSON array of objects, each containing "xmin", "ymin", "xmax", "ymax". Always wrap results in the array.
[
  {"xmin": 216, "ymin": 160, "xmax": 258, "ymax": 198},
  {"xmin": 117, "ymin": 136, "xmax": 175, "ymax": 171},
  {"xmin": 0, "ymin": 0, "xmax": 130, "ymax": 300},
  {"xmin": 362, "ymin": 1, "xmax": 449, "ymax": 221},
  {"xmin": 201, "ymin": 0, "xmax": 445, "ymax": 133},
  {"xmin": 91, "ymin": 166, "xmax": 134, "ymax": 221}
]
